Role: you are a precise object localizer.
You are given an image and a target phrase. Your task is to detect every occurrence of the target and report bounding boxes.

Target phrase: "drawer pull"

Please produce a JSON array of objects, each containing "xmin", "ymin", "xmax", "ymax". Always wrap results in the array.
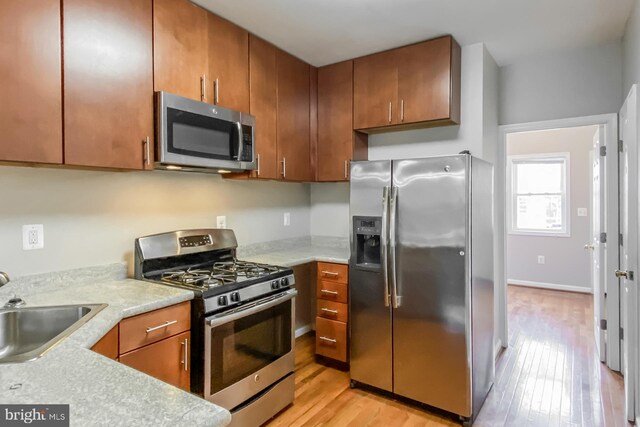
[
  {"xmin": 321, "ymin": 271, "xmax": 339, "ymax": 276},
  {"xmin": 319, "ymin": 336, "xmax": 337, "ymax": 344},
  {"xmin": 320, "ymin": 289, "xmax": 339, "ymax": 295},
  {"xmin": 146, "ymin": 320, "xmax": 177, "ymax": 333},
  {"xmin": 321, "ymin": 308, "xmax": 339, "ymax": 314}
]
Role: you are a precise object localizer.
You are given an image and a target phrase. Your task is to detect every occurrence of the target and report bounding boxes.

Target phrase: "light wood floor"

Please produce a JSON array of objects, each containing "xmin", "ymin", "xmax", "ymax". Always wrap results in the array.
[{"xmin": 267, "ymin": 286, "xmax": 628, "ymax": 427}]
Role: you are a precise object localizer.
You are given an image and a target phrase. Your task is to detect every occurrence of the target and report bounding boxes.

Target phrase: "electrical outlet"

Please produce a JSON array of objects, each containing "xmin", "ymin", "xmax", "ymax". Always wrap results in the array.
[
  {"xmin": 283, "ymin": 212, "xmax": 291, "ymax": 226},
  {"xmin": 537, "ymin": 255, "xmax": 545, "ymax": 265},
  {"xmin": 577, "ymin": 208, "xmax": 588, "ymax": 217},
  {"xmin": 216, "ymin": 216, "xmax": 226, "ymax": 229},
  {"xmin": 23, "ymin": 224, "xmax": 44, "ymax": 250}
]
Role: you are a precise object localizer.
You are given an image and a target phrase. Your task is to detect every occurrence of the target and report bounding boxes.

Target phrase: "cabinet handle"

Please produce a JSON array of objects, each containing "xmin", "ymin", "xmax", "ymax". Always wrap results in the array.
[
  {"xmin": 281, "ymin": 157, "xmax": 286, "ymax": 178},
  {"xmin": 214, "ymin": 78, "xmax": 219, "ymax": 105},
  {"xmin": 321, "ymin": 271, "xmax": 339, "ymax": 276},
  {"xmin": 319, "ymin": 336, "xmax": 337, "ymax": 344},
  {"xmin": 200, "ymin": 75, "xmax": 206, "ymax": 102},
  {"xmin": 144, "ymin": 136, "xmax": 150, "ymax": 166},
  {"xmin": 181, "ymin": 338, "xmax": 188, "ymax": 371},
  {"xmin": 401, "ymin": 99, "xmax": 405, "ymax": 122},
  {"xmin": 388, "ymin": 101, "xmax": 392, "ymax": 123},
  {"xmin": 145, "ymin": 320, "xmax": 177, "ymax": 333},
  {"xmin": 321, "ymin": 307, "xmax": 339, "ymax": 314},
  {"xmin": 257, "ymin": 153, "xmax": 261, "ymax": 176},
  {"xmin": 320, "ymin": 289, "xmax": 339, "ymax": 295},
  {"xmin": 344, "ymin": 160, "xmax": 348, "ymax": 179}
]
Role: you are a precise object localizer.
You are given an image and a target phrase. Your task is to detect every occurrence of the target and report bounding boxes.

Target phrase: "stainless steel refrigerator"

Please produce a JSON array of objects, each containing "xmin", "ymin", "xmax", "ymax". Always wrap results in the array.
[{"xmin": 349, "ymin": 154, "xmax": 494, "ymax": 425}]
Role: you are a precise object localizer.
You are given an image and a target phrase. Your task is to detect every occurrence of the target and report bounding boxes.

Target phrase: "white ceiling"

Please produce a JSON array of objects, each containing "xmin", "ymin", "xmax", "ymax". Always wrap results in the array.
[{"xmin": 192, "ymin": 0, "xmax": 634, "ymax": 67}]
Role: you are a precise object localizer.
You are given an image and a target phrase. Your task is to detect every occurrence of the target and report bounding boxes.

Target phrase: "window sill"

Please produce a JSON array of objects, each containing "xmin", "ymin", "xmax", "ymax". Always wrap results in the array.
[{"xmin": 508, "ymin": 230, "xmax": 571, "ymax": 238}]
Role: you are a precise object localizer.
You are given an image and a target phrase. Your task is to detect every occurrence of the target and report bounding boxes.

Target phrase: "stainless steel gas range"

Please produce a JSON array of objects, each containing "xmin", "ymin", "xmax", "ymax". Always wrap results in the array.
[{"xmin": 134, "ymin": 229, "xmax": 296, "ymax": 427}]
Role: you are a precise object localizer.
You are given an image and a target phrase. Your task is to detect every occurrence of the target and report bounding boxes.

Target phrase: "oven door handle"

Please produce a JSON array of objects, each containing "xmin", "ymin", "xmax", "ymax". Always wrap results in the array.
[{"xmin": 206, "ymin": 289, "xmax": 297, "ymax": 328}]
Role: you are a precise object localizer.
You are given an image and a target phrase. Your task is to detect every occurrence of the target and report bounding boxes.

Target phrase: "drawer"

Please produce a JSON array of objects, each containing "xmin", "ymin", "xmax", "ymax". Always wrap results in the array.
[
  {"xmin": 315, "ymin": 317, "xmax": 347, "ymax": 362},
  {"xmin": 317, "ymin": 281, "xmax": 348, "ymax": 304},
  {"xmin": 120, "ymin": 301, "xmax": 190, "ymax": 354},
  {"xmin": 317, "ymin": 262, "xmax": 348, "ymax": 284},
  {"xmin": 317, "ymin": 300, "xmax": 348, "ymax": 323}
]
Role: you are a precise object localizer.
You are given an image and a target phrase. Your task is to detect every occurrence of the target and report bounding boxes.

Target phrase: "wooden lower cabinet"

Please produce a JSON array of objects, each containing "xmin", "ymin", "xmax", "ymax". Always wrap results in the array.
[
  {"xmin": 91, "ymin": 325, "xmax": 119, "ymax": 360},
  {"xmin": 120, "ymin": 331, "xmax": 190, "ymax": 391},
  {"xmin": 315, "ymin": 262, "xmax": 349, "ymax": 363}
]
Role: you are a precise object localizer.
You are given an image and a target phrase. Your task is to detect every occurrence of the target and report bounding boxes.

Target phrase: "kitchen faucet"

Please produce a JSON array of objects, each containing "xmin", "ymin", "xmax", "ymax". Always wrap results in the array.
[
  {"xmin": 0, "ymin": 271, "xmax": 9, "ymax": 287},
  {"xmin": 0, "ymin": 272, "xmax": 24, "ymax": 307}
]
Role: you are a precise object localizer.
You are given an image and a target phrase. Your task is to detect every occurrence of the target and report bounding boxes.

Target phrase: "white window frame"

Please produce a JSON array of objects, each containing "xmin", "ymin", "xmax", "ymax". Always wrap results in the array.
[{"xmin": 507, "ymin": 152, "xmax": 571, "ymax": 237}]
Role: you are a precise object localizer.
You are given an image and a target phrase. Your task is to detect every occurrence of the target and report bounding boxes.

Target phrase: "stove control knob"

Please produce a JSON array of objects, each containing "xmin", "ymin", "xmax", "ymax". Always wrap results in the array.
[
  {"xmin": 218, "ymin": 295, "xmax": 228, "ymax": 306},
  {"xmin": 230, "ymin": 292, "xmax": 240, "ymax": 303},
  {"xmin": 271, "ymin": 280, "xmax": 280, "ymax": 290},
  {"xmin": 280, "ymin": 278, "xmax": 289, "ymax": 287}
]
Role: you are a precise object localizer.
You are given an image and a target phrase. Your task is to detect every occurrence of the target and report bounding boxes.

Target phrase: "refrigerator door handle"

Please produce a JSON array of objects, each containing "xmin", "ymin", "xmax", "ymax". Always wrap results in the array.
[
  {"xmin": 381, "ymin": 186, "xmax": 391, "ymax": 307},
  {"xmin": 389, "ymin": 186, "xmax": 401, "ymax": 308}
]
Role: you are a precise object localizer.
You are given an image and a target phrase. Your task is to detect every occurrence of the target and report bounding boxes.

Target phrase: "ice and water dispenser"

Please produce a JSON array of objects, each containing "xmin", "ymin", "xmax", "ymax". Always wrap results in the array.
[{"xmin": 353, "ymin": 216, "xmax": 382, "ymax": 270}]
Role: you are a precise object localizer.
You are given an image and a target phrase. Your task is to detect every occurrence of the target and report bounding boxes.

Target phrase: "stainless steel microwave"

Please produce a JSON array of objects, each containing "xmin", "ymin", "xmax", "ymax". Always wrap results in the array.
[{"xmin": 156, "ymin": 91, "xmax": 255, "ymax": 173}]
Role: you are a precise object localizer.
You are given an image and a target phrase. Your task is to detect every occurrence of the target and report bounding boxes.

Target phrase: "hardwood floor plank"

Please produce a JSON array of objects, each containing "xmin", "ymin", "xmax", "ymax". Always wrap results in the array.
[{"xmin": 268, "ymin": 286, "xmax": 629, "ymax": 427}]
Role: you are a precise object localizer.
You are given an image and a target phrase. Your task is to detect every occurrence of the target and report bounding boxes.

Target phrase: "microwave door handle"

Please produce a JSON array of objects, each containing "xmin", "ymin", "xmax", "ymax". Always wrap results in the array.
[{"xmin": 235, "ymin": 121, "xmax": 243, "ymax": 161}]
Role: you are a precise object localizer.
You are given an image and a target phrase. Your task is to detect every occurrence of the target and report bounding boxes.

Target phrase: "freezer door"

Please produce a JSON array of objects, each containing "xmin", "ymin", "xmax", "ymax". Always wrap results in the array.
[
  {"xmin": 391, "ymin": 155, "xmax": 472, "ymax": 416},
  {"xmin": 349, "ymin": 160, "xmax": 393, "ymax": 392}
]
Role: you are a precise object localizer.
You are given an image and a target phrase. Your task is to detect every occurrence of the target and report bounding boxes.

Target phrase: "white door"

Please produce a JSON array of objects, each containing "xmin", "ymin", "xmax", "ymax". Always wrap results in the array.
[
  {"xmin": 619, "ymin": 84, "xmax": 638, "ymax": 422},
  {"xmin": 590, "ymin": 126, "xmax": 606, "ymax": 362}
]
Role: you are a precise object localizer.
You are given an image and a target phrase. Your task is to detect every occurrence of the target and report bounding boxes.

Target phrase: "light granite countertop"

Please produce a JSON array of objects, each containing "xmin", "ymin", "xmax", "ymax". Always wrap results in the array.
[
  {"xmin": 0, "ymin": 264, "xmax": 231, "ymax": 427},
  {"xmin": 238, "ymin": 236, "xmax": 350, "ymax": 267}
]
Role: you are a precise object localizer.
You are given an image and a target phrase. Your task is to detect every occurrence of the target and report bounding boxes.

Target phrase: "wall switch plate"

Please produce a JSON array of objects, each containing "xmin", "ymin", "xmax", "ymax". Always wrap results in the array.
[
  {"xmin": 216, "ymin": 216, "xmax": 226, "ymax": 229},
  {"xmin": 283, "ymin": 212, "xmax": 291, "ymax": 226},
  {"xmin": 537, "ymin": 255, "xmax": 545, "ymax": 265},
  {"xmin": 577, "ymin": 208, "xmax": 588, "ymax": 217},
  {"xmin": 23, "ymin": 224, "xmax": 44, "ymax": 250}
]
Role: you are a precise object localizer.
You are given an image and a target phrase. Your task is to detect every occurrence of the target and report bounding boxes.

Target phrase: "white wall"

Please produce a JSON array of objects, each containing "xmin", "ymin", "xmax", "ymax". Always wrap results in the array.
[
  {"xmin": 499, "ymin": 42, "xmax": 623, "ymax": 125},
  {"xmin": 506, "ymin": 125, "xmax": 597, "ymax": 290},
  {"xmin": 0, "ymin": 166, "xmax": 310, "ymax": 277},
  {"xmin": 623, "ymin": 0, "xmax": 640, "ymax": 96},
  {"xmin": 309, "ymin": 182, "xmax": 349, "ymax": 237}
]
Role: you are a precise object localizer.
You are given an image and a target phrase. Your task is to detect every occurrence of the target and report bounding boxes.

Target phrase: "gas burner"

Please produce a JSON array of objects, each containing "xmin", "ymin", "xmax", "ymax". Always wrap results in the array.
[{"xmin": 161, "ymin": 267, "xmax": 235, "ymax": 288}]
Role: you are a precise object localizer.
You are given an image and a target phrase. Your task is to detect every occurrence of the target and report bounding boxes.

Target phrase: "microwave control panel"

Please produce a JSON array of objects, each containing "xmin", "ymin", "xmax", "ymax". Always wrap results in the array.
[{"xmin": 240, "ymin": 124, "xmax": 253, "ymax": 162}]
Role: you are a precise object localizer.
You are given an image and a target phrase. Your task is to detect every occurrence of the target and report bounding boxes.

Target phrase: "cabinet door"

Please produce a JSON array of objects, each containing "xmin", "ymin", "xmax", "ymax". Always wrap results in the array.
[
  {"xmin": 63, "ymin": 0, "xmax": 154, "ymax": 170},
  {"xmin": 208, "ymin": 14, "xmax": 249, "ymax": 112},
  {"xmin": 277, "ymin": 51, "xmax": 311, "ymax": 182},
  {"xmin": 397, "ymin": 37, "xmax": 461, "ymax": 125},
  {"xmin": 248, "ymin": 35, "xmax": 278, "ymax": 179},
  {"xmin": 120, "ymin": 331, "xmax": 190, "ymax": 391},
  {"xmin": 153, "ymin": 0, "xmax": 208, "ymax": 102},
  {"xmin": 0, "ymin": 0, "xmax": 62, "ymax": 164},
  {"xmin": 91, "ymin": 325, "xmax": 119, "ymax": 360},
  {"xmin": 353, "ymin": 50, "xmax": 398, "ymax": 130},
  {"xmin": 317, "ymin": 61, "xmax": 354, "ymax": 181}
]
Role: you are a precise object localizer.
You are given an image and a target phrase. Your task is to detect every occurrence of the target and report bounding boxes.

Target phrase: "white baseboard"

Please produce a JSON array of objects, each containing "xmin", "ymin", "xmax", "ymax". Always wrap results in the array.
[
  {"xmin": 494, "ymin": 339, "xmax": 504, "ymax": 360},
  {"xmin": 295, "ymin": 324, "xmax": 312, "ymax": 338},
  {"xmin": 508, "ymin": 279, "xmax": 592, "ymax": 294}
]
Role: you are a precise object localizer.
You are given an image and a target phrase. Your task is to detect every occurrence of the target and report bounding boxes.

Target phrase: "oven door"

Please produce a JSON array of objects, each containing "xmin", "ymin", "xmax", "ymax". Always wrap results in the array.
[
  {"xmin": 204, "ymin": 289, "xmax": 296, "ymax": 410},
  {"xmin": 157, "ymin": 91, "xmax": 255, "ymax": 171}
]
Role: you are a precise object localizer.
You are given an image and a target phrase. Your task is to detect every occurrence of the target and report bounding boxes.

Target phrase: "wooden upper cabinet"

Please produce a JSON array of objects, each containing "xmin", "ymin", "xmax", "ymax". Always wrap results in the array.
[
  {"xmin": 353, "ymin": 36, "xmax": 461, "ymax": 132},
  {"xmin": 317, "ymin": 61, "xmax": 355, "ymax": 182},
  {"xmin": 63, "ymin": 0, "xmax": 154, "ymax": 170},
  {"xmin": 208, "ymin": 14, "xmax": 249, "ymax": 112},
  {"xmin": 397, "ymin": 36, "xmax": 461, "ymax": 126},
  {"xmin": 153, "ymin": 0, "xmax": 208, "ymax": 102},
  {"xmin": 277, "ymin": 50, "xmax": 311, "ymax": 182},
  {"xmin": 0, "ymin": 0, "xmax": 62, "ymax": 164},
  {"xmin": 249, "ymin": 35, "xmax": 278, "ymax": 180},
  {"xmin": 353, "ymin": 49, "xmax": 398, "ymax": 130}
]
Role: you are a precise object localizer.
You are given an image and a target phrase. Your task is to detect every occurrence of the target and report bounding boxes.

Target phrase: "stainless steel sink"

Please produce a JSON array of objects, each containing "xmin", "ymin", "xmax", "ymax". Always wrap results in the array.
[{"xmin": 0, "ymin": 303, "xmax": 107, "ymax": 363}]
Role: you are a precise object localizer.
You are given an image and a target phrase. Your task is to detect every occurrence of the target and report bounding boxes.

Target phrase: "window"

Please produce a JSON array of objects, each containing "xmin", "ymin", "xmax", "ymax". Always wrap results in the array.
[{"xmin": 508, "ymin": 153, "xmax": 570, "ymax": 236}]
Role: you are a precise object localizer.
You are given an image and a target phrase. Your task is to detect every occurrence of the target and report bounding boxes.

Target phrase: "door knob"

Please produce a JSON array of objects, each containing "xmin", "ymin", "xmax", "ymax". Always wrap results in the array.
[
  {"xmin": 584, "ymin": 244, "xmax": 595, "ymax": 250},
  {"xmin": 615, "ymin": 270, "xmax": 634, "ymax": 280}
]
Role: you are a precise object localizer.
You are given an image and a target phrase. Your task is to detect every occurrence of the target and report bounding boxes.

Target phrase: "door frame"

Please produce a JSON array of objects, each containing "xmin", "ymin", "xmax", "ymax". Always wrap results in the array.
[{"xmin": 498, "ymin": 113, "xmax": 620, "ymax": 370}]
